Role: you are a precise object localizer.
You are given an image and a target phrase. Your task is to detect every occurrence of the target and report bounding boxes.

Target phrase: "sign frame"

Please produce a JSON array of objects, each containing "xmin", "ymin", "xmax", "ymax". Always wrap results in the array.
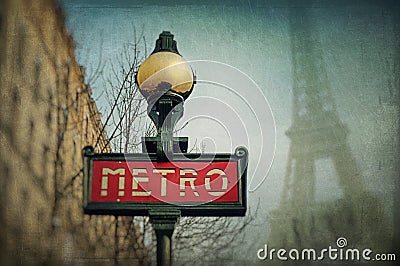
[{"xmin": 82, "ymin": 146, "xmax": 248, "ymax": 216}]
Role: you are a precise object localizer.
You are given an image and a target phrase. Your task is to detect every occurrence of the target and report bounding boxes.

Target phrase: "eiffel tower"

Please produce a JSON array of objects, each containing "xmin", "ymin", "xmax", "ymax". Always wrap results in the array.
[{"xmin": 266, "ymin": 5, "xmax": 392, "ymax": 263}]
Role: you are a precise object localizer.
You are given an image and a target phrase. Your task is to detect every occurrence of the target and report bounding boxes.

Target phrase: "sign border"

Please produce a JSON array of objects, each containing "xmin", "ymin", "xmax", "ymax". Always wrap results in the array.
[{"xmin": 82, "ymin": 146, "xmax": 248, "ymax": 216}]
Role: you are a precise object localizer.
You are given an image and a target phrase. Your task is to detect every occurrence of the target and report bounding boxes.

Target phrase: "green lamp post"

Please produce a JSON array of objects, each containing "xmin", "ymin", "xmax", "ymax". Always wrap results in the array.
[{"xmin": 136, "ymin": 31, "xmax": 195, "ymax": 266}]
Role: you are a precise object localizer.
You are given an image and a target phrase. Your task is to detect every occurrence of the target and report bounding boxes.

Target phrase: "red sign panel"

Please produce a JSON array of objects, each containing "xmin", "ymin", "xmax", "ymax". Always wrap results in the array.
[
  {"xmin": 82, "ymin": 146, "xmax": 247, "ymax": 216},
  {"xmin": 91, "ymin": 161, "xmax": 239, "ymax": 204}
]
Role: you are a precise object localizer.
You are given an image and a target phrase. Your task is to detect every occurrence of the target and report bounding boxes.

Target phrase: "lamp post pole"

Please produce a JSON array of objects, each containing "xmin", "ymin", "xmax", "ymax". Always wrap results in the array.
[
  {"xmin": 136, "ymin": 31, "xmax": 195, "ymax": 266},
  {"xmin": 149, "ymin": 210, "xmax": 180, "ymax": 266}
]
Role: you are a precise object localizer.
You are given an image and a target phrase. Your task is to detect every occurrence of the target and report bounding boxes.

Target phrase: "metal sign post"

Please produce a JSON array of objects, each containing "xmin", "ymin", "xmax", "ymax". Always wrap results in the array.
[
  {"xmin": 82, "ymin": 31, "xmax": 248, "ymax": 266},
  {"xmin": 149, "ymin": 210, "xmax": 180, "ymax": 266}
]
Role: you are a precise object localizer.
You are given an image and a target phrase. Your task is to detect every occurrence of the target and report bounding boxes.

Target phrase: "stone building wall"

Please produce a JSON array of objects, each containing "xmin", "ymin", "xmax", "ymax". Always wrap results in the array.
[{"xmin": 0, "ymin": 0, "xmax": 147, "ymax": 264}]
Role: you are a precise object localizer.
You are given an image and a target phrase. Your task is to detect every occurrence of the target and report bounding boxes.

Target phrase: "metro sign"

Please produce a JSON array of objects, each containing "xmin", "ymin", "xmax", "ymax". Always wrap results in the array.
[{"xmin": 82, "ymin": 146, "xmax": 248, "ymax": 216}]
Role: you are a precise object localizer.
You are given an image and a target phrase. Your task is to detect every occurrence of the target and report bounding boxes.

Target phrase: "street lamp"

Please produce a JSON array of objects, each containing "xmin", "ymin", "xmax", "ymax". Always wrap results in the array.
[{"xmin": 136, "ymin": 31, "xmax": 195, "ymax": 161}]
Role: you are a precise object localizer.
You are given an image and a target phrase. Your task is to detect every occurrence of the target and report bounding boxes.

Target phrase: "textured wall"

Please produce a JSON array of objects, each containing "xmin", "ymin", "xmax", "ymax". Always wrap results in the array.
[{"xmin": 0, "ymin": 0, "xmax": 147, "ymax": 264}]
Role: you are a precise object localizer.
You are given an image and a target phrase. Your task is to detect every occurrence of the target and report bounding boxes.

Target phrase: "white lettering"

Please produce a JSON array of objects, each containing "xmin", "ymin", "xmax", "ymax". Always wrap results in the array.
[
  {"xmin": 205, "ymin": 169, "xmax": 228, "ymax": 196},
  {"xmin": 277, "ymin": 249, "xmax": 287, "ymax": 261},
  {"xmin": 180, "ymin": 169, "xmax": 199, "ymax": 196},
  {"xmin": 362, "ymin": 249, "xmax": 372, "ymax": 261},
  {"xmin": 257, "ymin": 244, "xmax": 268, "ymax": 260},
  {"xmin": 132, "ymin": 168, "xmax": 151, "ymax": 196},
  {"xmin": 153, "ymin": 169, "xmax": 175, "ymax": 196}
]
